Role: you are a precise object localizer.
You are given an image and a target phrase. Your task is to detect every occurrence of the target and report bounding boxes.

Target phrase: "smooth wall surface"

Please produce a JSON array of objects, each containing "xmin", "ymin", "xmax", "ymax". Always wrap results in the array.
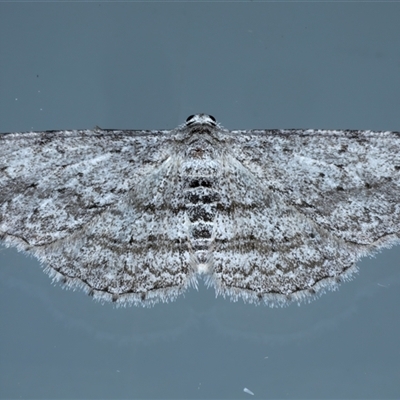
[{"xmin": 1, "ymin": 3, "xmax": 399, "ymax": 399}]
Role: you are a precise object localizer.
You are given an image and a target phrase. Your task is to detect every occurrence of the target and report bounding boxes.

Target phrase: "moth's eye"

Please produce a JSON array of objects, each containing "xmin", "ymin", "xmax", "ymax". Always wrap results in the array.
[
  {"xmin": 186, "ymin": 115, "xmax": 195, "ymax": 123},
  {"xmin": 209, "ymin": 115, "xmax": 216, "ymax": 122}
]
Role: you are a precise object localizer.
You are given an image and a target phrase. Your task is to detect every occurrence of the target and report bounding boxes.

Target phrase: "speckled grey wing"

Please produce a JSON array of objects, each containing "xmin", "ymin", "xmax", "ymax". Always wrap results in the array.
[
  {"xmin": 208, "ymin": 129, "xmax": 400, "ymax": 305},
  {"xmin": 0, "ymin": 129, "xmax": 194, "ymax": 306},
  {"xmin": 229, "ymin": 129, "xmax": 400, "ymax": 245}
]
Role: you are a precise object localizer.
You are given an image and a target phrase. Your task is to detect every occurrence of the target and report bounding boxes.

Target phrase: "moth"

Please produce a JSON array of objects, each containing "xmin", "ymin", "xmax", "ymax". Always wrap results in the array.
[{"xmin": 1, "ymin": 114, "xmax": 399, "ymax": 306}]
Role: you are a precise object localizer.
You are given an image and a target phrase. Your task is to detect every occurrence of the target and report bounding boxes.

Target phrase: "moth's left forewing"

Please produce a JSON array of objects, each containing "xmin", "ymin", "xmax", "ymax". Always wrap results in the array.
[{"xmin": 0, "ymin": 129, "xmax": 174, "ymax": 249}]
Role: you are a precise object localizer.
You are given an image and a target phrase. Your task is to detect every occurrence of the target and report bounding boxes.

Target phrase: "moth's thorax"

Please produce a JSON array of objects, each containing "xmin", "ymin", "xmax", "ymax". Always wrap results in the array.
[{"xmin": 184, "ymin": 135, "xmax": 219, "ymax": 158}]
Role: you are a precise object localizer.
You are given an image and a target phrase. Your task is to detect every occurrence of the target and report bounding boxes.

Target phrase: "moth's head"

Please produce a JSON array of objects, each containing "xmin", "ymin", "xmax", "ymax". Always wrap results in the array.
[{"xmin": 185, "ymin": 114, "xmax": 217, "ymax": 127}]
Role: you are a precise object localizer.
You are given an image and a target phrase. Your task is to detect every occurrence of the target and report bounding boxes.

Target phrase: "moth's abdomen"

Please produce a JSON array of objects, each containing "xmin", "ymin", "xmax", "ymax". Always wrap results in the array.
[{"xmin": 182, "ymin": 150, "xmax": 220, "ymax": 270}]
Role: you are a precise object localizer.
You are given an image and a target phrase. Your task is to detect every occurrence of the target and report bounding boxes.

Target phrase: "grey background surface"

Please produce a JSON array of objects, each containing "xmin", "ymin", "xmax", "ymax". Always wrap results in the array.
[{"xmin": 1, "ymin": 2, "xmax": 399, "ymax": 399}]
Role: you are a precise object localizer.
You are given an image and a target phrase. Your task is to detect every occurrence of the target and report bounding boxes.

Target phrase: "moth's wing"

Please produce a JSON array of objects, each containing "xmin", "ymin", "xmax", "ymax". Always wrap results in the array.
[
  {"xmin": 228, "ymin": 129, "xmax": 400, "ymax": 247},
  {"xmin": 0, "ymin": 129, "xmax": 171, "ymax": 248},
  {"xmin": 0, "ymin": 129, "xmax": 195, "ymax": 306},
  {"xmin": 206, "ymin": 154, "xmax": 359, "ymax": 306},
  {"xmin": 35, "ymin": 155, "xmax": 196, "ymax": 306}
]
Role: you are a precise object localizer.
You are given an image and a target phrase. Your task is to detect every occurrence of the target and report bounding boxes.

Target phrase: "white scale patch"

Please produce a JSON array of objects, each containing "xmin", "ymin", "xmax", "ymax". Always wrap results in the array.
[{"xmin": 1, "ymin": 114, "xmax": 399, "ymax": 306}]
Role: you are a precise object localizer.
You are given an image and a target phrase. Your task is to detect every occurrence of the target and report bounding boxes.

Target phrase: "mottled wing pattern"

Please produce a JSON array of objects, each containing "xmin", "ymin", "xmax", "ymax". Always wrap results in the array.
[
  {"xmin": 45, "ymin": 153, "xmax": 200, "ymax": 306},
  {"xmin": 209, "ymin": 129, "xmax": 400, "ymax": 304},
  {"xmin": 228, "ymin": 129, "xmax": 400, "ymax": 245},
  {"xmin": 0, "ymin": 129, "xmax": 171, "ymax": 245},
  {"xmin": 0, "ymin": 129, "xmax": 195, "ymax": 305},
  {"xmin": 206, "ymin": 153, "xmax": 357, "ymax": 305}
]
